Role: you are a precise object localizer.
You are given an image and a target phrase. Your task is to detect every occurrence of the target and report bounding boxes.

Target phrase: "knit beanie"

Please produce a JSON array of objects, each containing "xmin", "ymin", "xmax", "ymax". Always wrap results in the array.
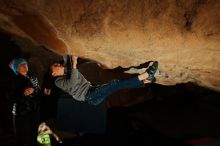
[{"xmin": 9, "ymin": 58, "xmax": 27, "ymax": 75}]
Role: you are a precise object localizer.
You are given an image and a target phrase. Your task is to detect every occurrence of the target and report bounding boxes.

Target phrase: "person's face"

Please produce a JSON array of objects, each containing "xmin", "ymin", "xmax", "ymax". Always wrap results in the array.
[
  {"xmin": 17, "ymin": 62, "xmax": 28, "ymax": 76},
  {"xmin": 51, "ymin": 63, "xmax": 65, "ymax": 77}
]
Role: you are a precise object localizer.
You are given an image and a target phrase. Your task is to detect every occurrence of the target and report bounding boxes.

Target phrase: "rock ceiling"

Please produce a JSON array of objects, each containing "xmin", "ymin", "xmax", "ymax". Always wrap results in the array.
[{"xmin": 0, "ymin": 0, "xmax": 219, "ymax": 91}]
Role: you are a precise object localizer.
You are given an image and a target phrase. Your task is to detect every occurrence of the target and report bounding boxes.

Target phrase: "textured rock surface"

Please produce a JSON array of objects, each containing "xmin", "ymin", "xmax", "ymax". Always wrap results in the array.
[{"xmin": 0, "ymin": 0, "xmax": 219, "ymax": 91}]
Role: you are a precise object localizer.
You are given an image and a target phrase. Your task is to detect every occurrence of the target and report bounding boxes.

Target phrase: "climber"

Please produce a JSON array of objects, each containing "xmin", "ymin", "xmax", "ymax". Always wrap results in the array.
[{"xmin": 50, "ymin": 55, "xmax": 159, "ymax": 105}]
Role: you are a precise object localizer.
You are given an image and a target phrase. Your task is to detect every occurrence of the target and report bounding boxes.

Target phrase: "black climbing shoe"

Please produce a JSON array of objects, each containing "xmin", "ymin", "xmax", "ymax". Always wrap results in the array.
[{"xmin": 146, "ymin": 61, "xmax": 158, "ymax": 81}]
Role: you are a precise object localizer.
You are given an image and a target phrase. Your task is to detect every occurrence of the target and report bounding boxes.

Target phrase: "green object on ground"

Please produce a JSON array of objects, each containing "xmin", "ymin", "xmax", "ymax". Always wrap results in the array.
[{"xmin": 37, "ymin": 134, "xmax": 51, "ymax": 146}]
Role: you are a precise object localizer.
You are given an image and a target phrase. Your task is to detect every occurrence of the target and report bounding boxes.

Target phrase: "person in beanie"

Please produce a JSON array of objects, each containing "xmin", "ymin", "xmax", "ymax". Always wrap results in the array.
[
  {"xmin": 50, "ymin": 55, "xmax": 159, "ymax": 106},
  {"xmin": 8, "ymin": 58, "xmax": 41, "ymax": 146}
]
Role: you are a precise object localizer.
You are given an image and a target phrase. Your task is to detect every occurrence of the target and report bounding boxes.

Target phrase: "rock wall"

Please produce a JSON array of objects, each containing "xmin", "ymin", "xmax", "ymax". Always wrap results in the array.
[{"xmin": 0, "ymin": 0, "xmax": 219, "ymax": 91}]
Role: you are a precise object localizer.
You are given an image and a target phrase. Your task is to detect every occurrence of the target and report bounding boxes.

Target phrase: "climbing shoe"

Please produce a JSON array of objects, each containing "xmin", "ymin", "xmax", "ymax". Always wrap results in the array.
[{"xmin": 146, "ymin": 61, "xmax": 159, "ymax": 81}]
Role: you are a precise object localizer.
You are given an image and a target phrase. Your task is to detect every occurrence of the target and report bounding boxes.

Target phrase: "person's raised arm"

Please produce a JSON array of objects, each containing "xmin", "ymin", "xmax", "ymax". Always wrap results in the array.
[{"xmin": 72, "ymin": 56, "xmax": 78, "ymax": 69}]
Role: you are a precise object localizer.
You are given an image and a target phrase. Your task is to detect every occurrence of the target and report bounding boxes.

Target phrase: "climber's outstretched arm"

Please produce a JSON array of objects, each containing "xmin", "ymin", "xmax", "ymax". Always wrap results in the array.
[{"xmin": 72, "ymin": 56, "xmax": 78, "ymax": 69}]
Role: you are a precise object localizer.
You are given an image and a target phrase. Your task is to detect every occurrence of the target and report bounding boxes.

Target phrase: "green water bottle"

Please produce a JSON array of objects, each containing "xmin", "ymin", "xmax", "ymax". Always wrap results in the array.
[{"xmin": 37, "ymin": 133, "xmax": 51, "ymax": 146}]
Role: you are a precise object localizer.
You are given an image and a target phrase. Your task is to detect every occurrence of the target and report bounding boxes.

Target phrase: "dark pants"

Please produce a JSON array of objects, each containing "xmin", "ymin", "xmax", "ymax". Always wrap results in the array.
[
  {"xmin": 13, "ymin": 110, "xmax": 39, "ymax": 146},
  {"xmin": 85, "ymin": 77, "xmax": 145, "ymax": 105}
]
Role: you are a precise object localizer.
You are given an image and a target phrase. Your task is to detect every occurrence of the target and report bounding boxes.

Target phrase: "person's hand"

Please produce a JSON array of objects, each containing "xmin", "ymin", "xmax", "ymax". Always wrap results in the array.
[
  {"xmin": 73, "ymin": 56, "xmax": 78, "ymax": 61},
  {"xmin": 44, "ymin": 88, "xmax": 51, "ymax": 95},
  {"xmin": 24, "ymin": 87, "xmax": 34, "ymax": 96}
]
